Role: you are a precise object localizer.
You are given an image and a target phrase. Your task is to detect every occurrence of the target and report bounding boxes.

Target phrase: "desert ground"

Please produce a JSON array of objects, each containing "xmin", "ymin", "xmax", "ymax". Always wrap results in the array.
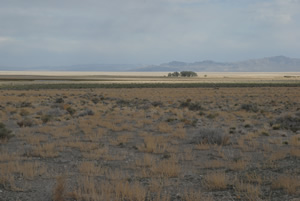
[
  {"xmin": 0, "ymin": 73, "xmax": 300, "ymax": 201},
  {"xmin": 1, "ymin": 71, "xmax": 300, "ymax": 86}
]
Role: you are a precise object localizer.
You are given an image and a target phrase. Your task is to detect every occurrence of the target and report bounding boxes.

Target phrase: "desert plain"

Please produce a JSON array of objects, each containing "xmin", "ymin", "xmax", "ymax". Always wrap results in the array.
[{"xmin": 0, "ymin": 72, "xmax": 300, "ymax": 201}]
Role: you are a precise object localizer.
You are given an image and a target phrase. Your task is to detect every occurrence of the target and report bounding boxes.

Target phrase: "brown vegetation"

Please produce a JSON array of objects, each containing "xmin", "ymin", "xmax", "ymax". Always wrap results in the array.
[{"xmin": 0, "ymin": 87, "xmax": 300, "ymax": 200}]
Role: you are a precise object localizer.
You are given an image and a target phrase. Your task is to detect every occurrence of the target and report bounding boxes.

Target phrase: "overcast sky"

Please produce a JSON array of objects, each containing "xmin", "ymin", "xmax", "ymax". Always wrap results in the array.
[{"xmin": 0, "ymin": 0, "xmax": 300, "ymax": 67}]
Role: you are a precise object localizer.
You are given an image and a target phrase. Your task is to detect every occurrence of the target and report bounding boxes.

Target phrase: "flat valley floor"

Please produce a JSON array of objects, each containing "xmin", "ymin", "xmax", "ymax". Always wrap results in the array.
[{"xmin": 0, "ymin": 87, "xmax": 300, "ymax": 201}]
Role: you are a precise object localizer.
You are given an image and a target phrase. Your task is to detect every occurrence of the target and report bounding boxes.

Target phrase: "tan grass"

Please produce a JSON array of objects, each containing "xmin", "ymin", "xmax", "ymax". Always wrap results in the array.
[
  {"xmin": 29, "ymin": 143, "xmax": 59, "ymax": 158},
  {"xmin": 271, "ymin": 176, "xmax": 300, "ymax": 195},
  {"xmin": 79, "ymin": 161, "xmax": 106, "ymax": 176},
  {"xmin": 195, "ymin": 143, "xmax": 210, "ymax": 150},
  {"xmin": 0, "ymin": 161, "xmax": 47, "ymax": 180},
  {"xmin": 157, "ymin": 122, "xmax": 173, "ymax": 133},
  {"xmin": 290, "ymin": 147, "xmax": 300, "ymax": 157},
  {"xmin": 138, "ymin": 135, "xmax": 169, "ymax": 154},
  {"xmin": 233, "ymin": 178, "xmax": 261, "ymax": 201},
  {"xmin": 203, "ymin": 160, "xmax": 225, "ymax": 169},
  {"xmin": 81, "ymin": 147, "xmax": 109, "ymax": 160},
  {"xmin": 203, "ymin": 172, "xmax": 227, "ymax": 190},
  {"xmin": 53, "ymin": 176, "xmax": 66, "ymax": 201},
  {"xmin": 290, "ymin": 134, "xmax": 300, "ymax": 146},
  {"xmin": 228, "ymin": 160, "xmax": 248, "ymax": 171},
  {"xmin": 151, "ymin": 157, "xmax": 181, "ymax": 178},
  {"xmin": 183, "ymin": 189, "xmax": 213, "ymax": 201}
]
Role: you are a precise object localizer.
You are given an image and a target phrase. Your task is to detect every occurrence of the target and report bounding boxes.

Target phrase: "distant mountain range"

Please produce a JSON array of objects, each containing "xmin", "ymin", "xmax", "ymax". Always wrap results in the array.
[
  {"xmin": 130, "ymin": 56, "xmax": 300, "ymax": 72},
  {"xmin": 1, "ymin": 56, "xmax": 299, "ymax": 72}
]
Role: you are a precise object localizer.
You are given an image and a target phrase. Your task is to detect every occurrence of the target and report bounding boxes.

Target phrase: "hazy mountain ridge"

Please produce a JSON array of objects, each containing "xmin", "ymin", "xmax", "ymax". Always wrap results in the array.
[
  {"xmin": 0, "ymin": 56, "xmax": 299, "ymax": 72},
  {"xmin": 133, "ymin": 56, "xmax": 300, "ymax": 72}
]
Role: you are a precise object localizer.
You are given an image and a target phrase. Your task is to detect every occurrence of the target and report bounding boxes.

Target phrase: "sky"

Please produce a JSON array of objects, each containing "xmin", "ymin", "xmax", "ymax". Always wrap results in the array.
[{"xmin": 0, "ymin": 0, "xmax": 300, "ymax": 68}]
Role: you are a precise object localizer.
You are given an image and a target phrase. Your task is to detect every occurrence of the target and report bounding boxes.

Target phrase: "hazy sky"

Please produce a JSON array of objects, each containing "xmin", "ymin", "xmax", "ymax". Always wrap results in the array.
[{"xmin": 0, "ymin": 0, "xmax": 300, "ymax": 67}]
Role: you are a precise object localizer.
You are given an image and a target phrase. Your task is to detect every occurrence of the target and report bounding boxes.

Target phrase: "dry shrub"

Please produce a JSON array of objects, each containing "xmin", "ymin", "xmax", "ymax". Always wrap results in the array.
[
  {"xmin": 183, "ymin": 189, "xmax": 213, "ymax": 201},
  {"xmin": 203, "ymin": 160, "xmax": 225, "ymax": 169},
  {"xmin": 203, "ymin": 172, "xmax": 227, "ymax": 190},
  {"xmin": 79, "ymin": 161, "xmax": 106, "ymax": 176},
  {"xmin": 268, "ymin": 150, "xmax": 288, "ymax": 162},
  {"xmin": 28, "ymin": 143, "xmax": 59, "ymax": 158},
  {"xmin": 273, "ymin": 113, "xmax": 300, "ymax": 132},
  {"xmin": 172, "ymin": 125, "xmax": 186, "ymax": 139},
  {"xmin": 241, "ymin": 103, "xmax": 259, "ymax": 112},
  {"xmin": 0, "ymin": 161, "xmax": 46, "ymax": 181},
  {"xmin": 53, "ymin": 176, "xmax": 66, "ymax": 201},
  {"xmin": 290, "ymin": 134, "xmax": 300, "ymax": 146},
  {"xmin": 193, "ymin": 128, "xmax": 229, "ymax": 146},
  {"xmin": 271, "ymin": 175, "xmax": 300, "ymax": 195},
  {"xmin": 290, "ymin": 147, "xmax": 300, "ymax": 157},
  {"xmin": 135, "ymin": 154, "xmax": 154, "ymax": 167},
  {"xmin": 245, "ymin": 172, "xmax": 262, "ymax": 185},
  {"xmin": 74, "ymin": 177, "xmax": 147, "ymax": 201},
  {"xmin": 0, "ymin": 122, "xmax": 12, "ymax": 139},
  {"xmin": 195, "ymin": 143, "xmax": 210, "ymax": 150},
  {"xmin": 233, "ymin": 178, "xmax": 261, "ymax": 201},
  {"xmin": 151, "ymin": 157, "xmax": 180, "ymax": 178},
  {"xmin": 81, "ymin": 147, "xmax": 109, "ymax": 160},
  {"xmin": 139, "ymin": 135, "xmax": 169, "ymax": 153},
  {"xmin": 157, "ymin": 122, "xmax": 173, "ymax": 133},
  {"xmin": 228, "ymin": 160, "xmax": 248, "ymax": 171}
]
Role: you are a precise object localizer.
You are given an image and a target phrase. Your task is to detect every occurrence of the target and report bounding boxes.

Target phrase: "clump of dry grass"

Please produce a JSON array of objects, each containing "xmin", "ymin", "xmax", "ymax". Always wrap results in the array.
[
  {"xmin": 138, "ymin": 135, "xmax": 169, "ymax": 154},
  {"xmin": 203, "ymin": 172, "xmax": 227, "ymax": 190},
  {"xmin": 28, "ymin": 143, "xmax": 59, "ymax": 158},
  {"xmin": 151, "ymin": 156, "xmax": 180, "ymax": 178},
  {"xmin": 183, "ymin": 189, "xmax": 213, "ymax": 201},
  {"xmin": 203, "ymin": 160, "xmax": 225, "ymax": 169},
  {"xmin": 53, "ymin": 176, "xmax": 66, "ymax": 201},
  {"xmin": 271, "ymin": 175, "xmax": 300, "ymax": 195},
  {"xmin": 194, "ymin": 128, "xmax": 229, "ymax": 146},
  {"xmin": 233, "ymin": 178, "xmax": 261, "ymax": 201},
  {"xmin": 228, "ymin": 160, "xmax": 248, "ymax": 171}
]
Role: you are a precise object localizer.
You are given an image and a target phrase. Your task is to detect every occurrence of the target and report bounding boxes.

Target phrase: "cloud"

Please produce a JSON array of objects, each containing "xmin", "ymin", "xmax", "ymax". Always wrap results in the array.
[{"xmin": 0, "ymin": 0, "xmax": 300, "ymax": 67}]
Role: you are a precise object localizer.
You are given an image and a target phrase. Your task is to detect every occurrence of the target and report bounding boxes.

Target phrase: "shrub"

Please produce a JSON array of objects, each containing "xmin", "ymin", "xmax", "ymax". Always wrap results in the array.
[
  {"xmin": 0, "ymin": 123, "xmax": 12, "ymax": 139},
  {"xmin": 91, "ymin": 98, "xmax": 100, "ymax": 104},
  {"xmin": 17, "ymin": 118, "xmax": 34, "ymax": 127},
  {"xmin": 180, "ymin": 100, "xmax": 203, "ymax": 111},
  {"xmin": 53, "ymin": 176, "xmax": 66, "ymax": 201},
  {"xmin": 241, "ymin": 104, "xmax": 259, "ymax": 112},
  {"xmin": 207, "ymin": 113, "xmax": 219, "ymax": 119},
  {"xmin": 20, "ymin": 101, "xmax": 32, "ymax": 108},
  {"xmin": 55, "ymin": 98, "xmax": 64, "ymax": 104},
  {"xmin": 41, "ymin": 114, "xmax": 52, "ymax": 123},
  {"xmin": 272, "ymin": 113, "xmax": 300, "ymax": 132},
  {"xmin": 192, "ymin": 128, "xmax": 229, "ymax": 145},
  {"xmin": 188, "ymin": 102, "xmax": 203, "ymax": 111},
  {"xmin": 20, "ymin": 109, "xmax": 30, "ymax": 116},
  {"xmin": 66, "ymin": 107, "xmax": 76, "ymax": 116},
  {"xmin": 78, "ymin": 109, "xmax": 94, "ymax": 117},
  {"xmin": 152, "ymin": 101, "xmax": 164, "ymax": 107}
]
